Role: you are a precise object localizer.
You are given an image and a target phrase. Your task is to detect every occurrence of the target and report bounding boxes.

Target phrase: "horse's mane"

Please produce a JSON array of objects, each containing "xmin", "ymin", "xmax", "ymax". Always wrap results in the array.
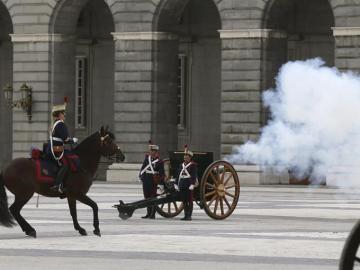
[
  {"xmin": 73, "ymin": 132, "xmax": 98, "ymax": 157},
  {"xmin": 73, "ymin": 130, "xmax": 115, "ymax": 157}
]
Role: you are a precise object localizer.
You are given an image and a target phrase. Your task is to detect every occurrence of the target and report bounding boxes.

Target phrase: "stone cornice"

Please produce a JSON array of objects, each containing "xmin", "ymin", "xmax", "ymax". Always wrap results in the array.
[
  {"xmin": 10, "ymin": 33, "xmax": 73, "ymax": 43},
  {"xmin": 218, "ymin": 29, "xmax": 287, "ymax": 39},
  {"xmin": 111, "ymin": 32, "xmax": 178, "ymax": 41},
  {"xmin": 332, "ymin": 27, "xmax": 360, "ymax": 36}
]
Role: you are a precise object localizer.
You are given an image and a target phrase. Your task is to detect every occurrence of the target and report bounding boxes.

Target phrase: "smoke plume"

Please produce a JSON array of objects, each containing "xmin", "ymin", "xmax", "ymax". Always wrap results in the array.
[{"xmin": 229, "ymin": 58, "xmax": 360, "ymax": 186}]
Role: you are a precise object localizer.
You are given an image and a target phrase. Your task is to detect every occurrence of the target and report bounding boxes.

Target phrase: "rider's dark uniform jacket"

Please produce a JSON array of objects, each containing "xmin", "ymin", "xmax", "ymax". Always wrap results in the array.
[
  {"xmin": 47, "ymin": 120, "xmax": 75, "ymax": 162},
  {"xmin": 177, "ymin": 161, "xmax": 197, "ymax": 190},
  {"xmin": 139, "ymin": 154, "xmax": 165, "ymax": 198},
  {"xmin": 52, "ymin": 120, "xmax": 72, "ymax": 146}
]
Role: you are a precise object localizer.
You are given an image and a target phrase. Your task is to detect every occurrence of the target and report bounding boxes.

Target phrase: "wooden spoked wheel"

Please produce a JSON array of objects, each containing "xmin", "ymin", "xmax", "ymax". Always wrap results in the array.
[
  {"xmin": 339, "ymin": 220, "xmax": 360, "ymax": 270},
  {"xmin": 200, "ymin": 160, "xmax": 240, "ymax": 220},
  {"xmin": 155, "ymin": 158, "xmax": 184, "ymax": 218}
]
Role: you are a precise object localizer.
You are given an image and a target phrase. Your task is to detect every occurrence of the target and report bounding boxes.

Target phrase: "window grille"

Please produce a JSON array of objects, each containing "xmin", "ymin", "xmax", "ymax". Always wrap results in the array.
[
  {"xmin": 177, "ymin": 54, "xmax": 187, "ymax": 128},
  {"xmin": 75, "ymin": 57, "xmax": 87, "ymax": 128}
]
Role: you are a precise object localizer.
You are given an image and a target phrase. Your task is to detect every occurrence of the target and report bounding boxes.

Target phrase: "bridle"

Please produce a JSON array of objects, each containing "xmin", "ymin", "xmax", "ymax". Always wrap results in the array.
[
  {"xmin": 100, "ymin": 133, "xmax": 110, "ymax": 146},
  {"xmin": 99, "ymin": 132, "xmax": 118, "ymax": 161}
]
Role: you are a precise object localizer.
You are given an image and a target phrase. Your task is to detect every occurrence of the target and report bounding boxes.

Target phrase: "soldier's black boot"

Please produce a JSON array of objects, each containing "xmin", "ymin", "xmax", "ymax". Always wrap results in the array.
[
  {"xmin": 142, "ymin": 207, "xmax": 151, "ymax": 218},
  {"xmin": 181, "ymin": 204, "xmax": 188, "ymax": 220},
  {"xmin": 185, "ymin": 204, "xmax": 193, "ymax": 221},
  {"xmin": 51, "ymin": 165, "xmax": 69, "ymax": 193},
  {"xmin": 148, "ymin": 206, "xmax": 156, "ymax": 219}
]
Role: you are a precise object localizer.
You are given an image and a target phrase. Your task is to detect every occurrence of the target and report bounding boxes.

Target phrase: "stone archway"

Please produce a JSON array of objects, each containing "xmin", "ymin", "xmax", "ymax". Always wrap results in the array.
[
  {"xmin": 153, "ymin": 0, "xmax": 222, "ymax": 158},
  {"xmin": 51, "ymin": 0, "xmax": 115, "ymax": 180},
  {"xmin": 0, "ymin": 2, "xmax": 13, "ymax": 168},
  {"xmin": 51, "ymin": 0, "xmax": 115, "ymax": 138},
  {"xmin": 262, "ymin": 0, "xmax": 335, "ymax": 124},
  {"xmin": 261, "ymin": 0, "xmax": 335, "ymax": 184}
]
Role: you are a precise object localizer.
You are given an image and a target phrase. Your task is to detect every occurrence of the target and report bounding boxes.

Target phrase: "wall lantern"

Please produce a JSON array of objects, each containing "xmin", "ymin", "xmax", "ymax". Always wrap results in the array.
[{"xmin": 3, "ymin": 83, "xmax": 33, "ymax": 122}]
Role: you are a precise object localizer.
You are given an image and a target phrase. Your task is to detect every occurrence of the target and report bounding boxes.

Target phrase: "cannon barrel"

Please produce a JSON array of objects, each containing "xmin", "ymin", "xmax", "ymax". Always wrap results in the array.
[{"xmin": 113, "ymin": 193, "xmax": 180, "ymax": 220}]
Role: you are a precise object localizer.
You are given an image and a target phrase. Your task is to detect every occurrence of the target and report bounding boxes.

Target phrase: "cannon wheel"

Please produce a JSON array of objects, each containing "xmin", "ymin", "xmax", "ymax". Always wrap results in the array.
[
  {"xmin": 339, "ymin": 220, "xmax": 360, "ymax": 270},
  {"xmin": 200, "ymin": 160, "xmax": 240, "ymax": 220},
  {"xmin": 155, "ymin": 158, "xmax": 184, "ymax": 218}
]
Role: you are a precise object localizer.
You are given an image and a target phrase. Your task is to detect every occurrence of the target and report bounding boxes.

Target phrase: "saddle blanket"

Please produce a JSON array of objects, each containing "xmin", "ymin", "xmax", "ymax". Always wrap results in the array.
[
  {"xmin": 31, "ymin": 148, "xmax": 80, "ymax": 184},
  {"xmin": 34, "ymin": 158, "xmax": 58, "ymax": 183}
]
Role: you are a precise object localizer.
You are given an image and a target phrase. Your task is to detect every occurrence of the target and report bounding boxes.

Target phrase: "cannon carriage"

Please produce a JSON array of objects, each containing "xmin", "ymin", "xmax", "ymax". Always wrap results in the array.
[{"xmin": 114, "ymin": 151, "xmax": 240, "ymax": 220}]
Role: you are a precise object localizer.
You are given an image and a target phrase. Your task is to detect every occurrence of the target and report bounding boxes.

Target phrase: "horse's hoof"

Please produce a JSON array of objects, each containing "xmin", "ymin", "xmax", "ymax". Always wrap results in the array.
[
  {"xmin": 26, "ymin": 230, "xmax": 36, "ymax": 238},
  {"xmin": 78, "ymin": 229, "xmax": 87, "ymax": 236},
  {"xmin": 93, "ymin": 229, "xmax": 101, "ymax": 237}
]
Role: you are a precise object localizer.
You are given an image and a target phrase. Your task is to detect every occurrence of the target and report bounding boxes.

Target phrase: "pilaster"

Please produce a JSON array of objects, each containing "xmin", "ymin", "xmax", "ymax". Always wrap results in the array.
[
  {"xmin": 112, "ymin": 31, "xmax": 178, "ymax": 162},
  {"xmin": 332, "ymin": 27, "xmax": 360, "ymax": 71},
  {"xmin": 219, "ymin": 29, "xmax": 287, "ymax": 157},
  {"xmin": 10, "ymin": 33, "xmax": 71, "ymax": 158}
]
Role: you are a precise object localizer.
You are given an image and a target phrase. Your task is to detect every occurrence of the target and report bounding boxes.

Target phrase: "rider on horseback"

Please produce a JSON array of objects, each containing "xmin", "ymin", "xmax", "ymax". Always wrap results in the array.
[{"xmin": 48, "ymin": 103, "xmax": 78, "ymax": 193}]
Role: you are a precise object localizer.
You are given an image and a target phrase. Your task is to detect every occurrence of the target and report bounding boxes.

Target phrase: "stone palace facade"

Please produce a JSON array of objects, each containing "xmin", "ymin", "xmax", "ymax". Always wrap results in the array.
[{"xmin": 0, "ymin": 0, "xmax": 358, "ymax": 183}]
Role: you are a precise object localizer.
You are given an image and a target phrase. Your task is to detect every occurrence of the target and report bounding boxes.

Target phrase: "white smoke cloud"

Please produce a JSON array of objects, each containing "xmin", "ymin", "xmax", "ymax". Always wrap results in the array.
[{"xmin": 229, "ymin": 58, "xmax": 360, "ymax": 187}]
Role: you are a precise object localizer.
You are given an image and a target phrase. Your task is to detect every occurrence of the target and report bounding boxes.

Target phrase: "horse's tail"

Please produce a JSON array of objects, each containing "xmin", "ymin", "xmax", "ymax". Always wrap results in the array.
[{"xmin": 0, "ymin": 172, "xmax": 15, "ymax": 227}]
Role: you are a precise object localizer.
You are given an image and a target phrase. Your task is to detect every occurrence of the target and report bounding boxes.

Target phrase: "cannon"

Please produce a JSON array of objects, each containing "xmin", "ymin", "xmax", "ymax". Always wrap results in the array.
[
  {"xmin": 339, "ymin": 220, "xmax": 360, "ymax": 270},
  {"xmin": 113, "ymin": 151, "xmax": 240, "ymax": 220}
]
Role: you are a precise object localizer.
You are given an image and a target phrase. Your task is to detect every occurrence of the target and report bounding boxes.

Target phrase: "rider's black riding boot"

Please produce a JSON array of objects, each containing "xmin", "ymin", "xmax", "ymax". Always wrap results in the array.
[
  {"xmin": 51, "ymin": 165, "xmax": 69, "ymax": 193},
  {"xmin": 142, "ymin": 207, "xmax": 151, "ymax": 218}
]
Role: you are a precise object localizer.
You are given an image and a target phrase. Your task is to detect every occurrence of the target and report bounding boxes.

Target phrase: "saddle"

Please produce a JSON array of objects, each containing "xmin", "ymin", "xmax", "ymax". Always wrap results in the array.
[{"xmin": 31, "ymin": 147, "xmax": 80, "ymax": 184}]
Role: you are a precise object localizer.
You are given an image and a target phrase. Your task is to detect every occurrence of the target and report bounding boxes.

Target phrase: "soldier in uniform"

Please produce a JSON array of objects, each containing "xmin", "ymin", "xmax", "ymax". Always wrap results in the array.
[
  {"xmin": 47, "ymin": 103, "xmax": 78, "ymax": 193},
  {"xmin": 139, "ymin": 141, "xmax": 165, "ymax": 219},
  {"xmin": 176, "ymin": 145, "xmax": 197, "ymax": 221}
]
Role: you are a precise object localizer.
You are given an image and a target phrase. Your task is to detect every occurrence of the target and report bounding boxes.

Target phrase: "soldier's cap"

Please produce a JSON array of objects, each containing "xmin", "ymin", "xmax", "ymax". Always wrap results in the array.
[
  {"xmin": 52, "ymin": 103, "xmax": 66, "ymax": 113},
  {"xmin": 184, "ymin": 144, "xmax": 193, "ymax": 157},
  {"xmin": 148, "ymin": 140, "xmax": 159, "ymax": 151}
]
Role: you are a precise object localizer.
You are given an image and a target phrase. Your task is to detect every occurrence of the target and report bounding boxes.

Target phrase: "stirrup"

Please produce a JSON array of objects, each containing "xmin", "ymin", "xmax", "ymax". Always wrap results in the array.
[
  {"xmin": 50, "ymin": 185, "xmax": 60, "ymax": 191},
  {"xmin": 58, "ymin": 184, "xmax": 66, "ymax": 193},
  {"xmin": 51, "ymin": 184, "xmax": 65, "ymax": 193}
]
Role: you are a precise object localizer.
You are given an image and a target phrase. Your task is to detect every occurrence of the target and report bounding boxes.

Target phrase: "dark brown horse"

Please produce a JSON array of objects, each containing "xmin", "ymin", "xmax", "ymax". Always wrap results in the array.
[{"xmin": 0, "ymin": 126, "xmax": 124, "ymax": 238}]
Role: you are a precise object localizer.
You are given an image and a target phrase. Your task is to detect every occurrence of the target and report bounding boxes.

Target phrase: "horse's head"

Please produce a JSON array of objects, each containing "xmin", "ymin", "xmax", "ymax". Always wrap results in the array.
[{"xmin": 99, "ymin": 126, "xmax": 125, "ymax": 162}]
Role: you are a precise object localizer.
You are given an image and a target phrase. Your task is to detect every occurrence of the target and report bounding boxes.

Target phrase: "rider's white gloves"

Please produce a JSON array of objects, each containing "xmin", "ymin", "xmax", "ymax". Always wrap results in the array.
[
  {"xmin": 73, "ymin": 137, "xmax": 79, "ymax": 143},
  {"xmin": 189, "ymin": 184, "xmax": 194, "ymax": 190},
  {"xmin": 174, "ymin": 184, "xmax": 179, "ymax": 191}
]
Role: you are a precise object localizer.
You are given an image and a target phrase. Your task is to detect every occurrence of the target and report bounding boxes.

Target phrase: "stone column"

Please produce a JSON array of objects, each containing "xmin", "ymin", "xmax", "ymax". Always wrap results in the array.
[
  {"xmin": 219, "ymin": 29, "xmax": 286, "ymax": 155},
  {"xmin": 111, "ymin": 31, "xmax": 178, "ymax": 162},
  {"xmin": 108, "ymin": 31, "xmax": 177, "ymax": 182},
  {"xmin": 0, "ymin": 38, "xmax": 12, "ymax": 168},
  {"xmin": 332, "ymin": 27, "xmax": 360, "ymax": 72},
  {"xmin": 327, "ymin": 27, "xmax": 360, "ymax": 187},
  {"xmin": 10, "ymin": 34, "xmax": 72, "ymax": 158},
  {"xmin": 219, "ymin": 29, "xmax": 288, "ymax": 185}
]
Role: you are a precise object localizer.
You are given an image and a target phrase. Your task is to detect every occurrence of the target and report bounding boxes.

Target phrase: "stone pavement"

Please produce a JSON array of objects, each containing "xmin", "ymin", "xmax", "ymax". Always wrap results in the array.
[{"xmin": 0, "ymin": 183, "xmax": 359, "ymax": 270}]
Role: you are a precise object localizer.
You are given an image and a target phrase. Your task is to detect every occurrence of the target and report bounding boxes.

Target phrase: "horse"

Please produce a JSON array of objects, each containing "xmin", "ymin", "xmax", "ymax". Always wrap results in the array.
[{"xmin": 0, "ymin": 126, "xmax": 125, "ymax": 238}]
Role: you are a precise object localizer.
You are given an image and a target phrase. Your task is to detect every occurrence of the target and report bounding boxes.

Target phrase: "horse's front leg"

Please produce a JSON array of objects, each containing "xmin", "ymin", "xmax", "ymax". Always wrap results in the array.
[
  {"xmin": 67, "ymin": 198, "xmax": 87, "ymax": 236},
  {"xmin": 77, "ymin": 195, "xmax": 101, "ymax": 236}
]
